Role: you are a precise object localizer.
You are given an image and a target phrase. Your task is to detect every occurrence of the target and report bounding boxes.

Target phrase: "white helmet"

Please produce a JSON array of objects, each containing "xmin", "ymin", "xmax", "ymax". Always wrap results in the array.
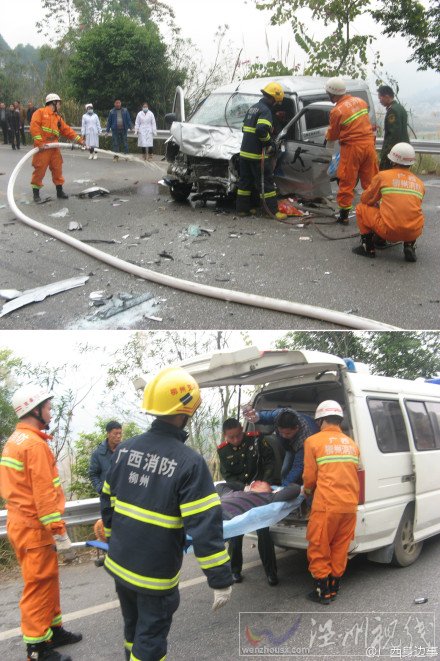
[
  {"xmin": 325, "ymin": 77, "xmax": 347, "ymax": 96},
  {"xmin": 388, "ymin": 142, "xmax": 416, "ymax": 166},
  {"xmin": 45, "ymin": 93, "xmax": 61, "ymax": 104},
  {"xmin": 85, "ymin": 103, "xmax": 93, "ymax": 109},
  {"xmin": 12, "ymin": 384, "xmax": 53, "ymax": 419},
  {"xmin": 315, "ymin": 400, "xmax": 343, "ymax": 421}
]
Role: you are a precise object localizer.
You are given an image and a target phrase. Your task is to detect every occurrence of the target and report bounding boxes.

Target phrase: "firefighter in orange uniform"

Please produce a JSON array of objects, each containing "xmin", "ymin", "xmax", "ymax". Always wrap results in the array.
[
  {"xmin": 0, "ymin": 385, "xmax": 82, "ymax": 661},
  {"xmin": 30, "ymin": 93, "xmax": 84, "ymax": 204},
  {"xmin": 353, "ymin": 142, "xmax": 424, "ymax": 262},
  {"xmin": 325, "ymin": 77, "xmax": 378, "ymax": 225},
  {"xmin": 303, "ymin": 401, "xmax": 360, "ymax": 605}
]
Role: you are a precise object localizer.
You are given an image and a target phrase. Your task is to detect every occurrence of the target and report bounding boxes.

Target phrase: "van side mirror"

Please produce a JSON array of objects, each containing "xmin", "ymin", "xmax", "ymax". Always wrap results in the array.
[{"xmin": 165, "ymin": 113, "xmax": 177, "ymax": 128}]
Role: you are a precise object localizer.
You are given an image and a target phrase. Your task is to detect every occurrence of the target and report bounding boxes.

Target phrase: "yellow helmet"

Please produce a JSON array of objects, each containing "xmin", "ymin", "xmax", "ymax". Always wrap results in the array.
[
  {"xmin": 142, "ymin": 367, "xmax": 201, "ymax": 417},
  {"xmin": 261, "ymin": 82, "xmax": 284, "ymax": 103}
]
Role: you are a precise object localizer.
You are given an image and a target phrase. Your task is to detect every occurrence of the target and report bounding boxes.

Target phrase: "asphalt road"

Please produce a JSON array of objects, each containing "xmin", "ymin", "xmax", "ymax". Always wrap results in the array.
[
  {"xmin": 1, "ymin": 536, "xmax": 439, "ymax": 660},
  {"xmin": 0, "ymin": 143, "xmax": 439, "ymax": 330}
]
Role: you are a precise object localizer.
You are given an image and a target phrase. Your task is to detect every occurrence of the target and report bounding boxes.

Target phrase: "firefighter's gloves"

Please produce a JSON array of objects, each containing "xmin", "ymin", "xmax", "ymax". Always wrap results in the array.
[
  {"xmin": 265, "ymin": 139, "xmax": 278, "ymax": 156},
  {"xmin": 242, "ymin": 407, "xmax": 260, "ymax": 424},
  {"xmin": 212, "ymin": 586, "xmax": 232, "ymax": 612},
  {"xmin": 54, "ymin": 533, "xmax": 76, "ymax": 561}
]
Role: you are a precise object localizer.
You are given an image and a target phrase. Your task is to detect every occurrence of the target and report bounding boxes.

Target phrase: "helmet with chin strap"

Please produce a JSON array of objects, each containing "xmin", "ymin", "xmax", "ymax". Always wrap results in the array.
[{"xmin": 12, "ymin": 384, "xmax": 53, "ymax": 423}]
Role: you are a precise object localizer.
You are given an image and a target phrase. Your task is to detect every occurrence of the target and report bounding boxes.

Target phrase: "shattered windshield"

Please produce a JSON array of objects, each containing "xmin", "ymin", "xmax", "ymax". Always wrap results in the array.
[{"xmin": 188, "ymin": 93, "xmax": 260, "ymax": 129}]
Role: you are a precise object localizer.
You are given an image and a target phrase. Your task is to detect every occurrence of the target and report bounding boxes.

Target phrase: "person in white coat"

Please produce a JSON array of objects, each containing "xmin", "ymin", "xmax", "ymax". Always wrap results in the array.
[
  {"xmin": 134, "ymin": 102, "xmax": 157, "ymax": 160},
  {"xmin": 81, "ymin": 103, "xmax": 102, "ymax": 160}
]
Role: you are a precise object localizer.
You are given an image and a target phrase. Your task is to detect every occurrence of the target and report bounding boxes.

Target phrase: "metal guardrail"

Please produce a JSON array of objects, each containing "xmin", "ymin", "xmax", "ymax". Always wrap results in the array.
[{"xmin": 0, "ymin": 499, "xmax": 101, "ymax": 540}]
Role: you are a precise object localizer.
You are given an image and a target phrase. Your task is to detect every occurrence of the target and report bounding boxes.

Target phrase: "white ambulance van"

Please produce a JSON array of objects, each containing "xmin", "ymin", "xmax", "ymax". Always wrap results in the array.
[{"xmin": 178, "ymin": 346, "xmax": 440, "ymax": 567}]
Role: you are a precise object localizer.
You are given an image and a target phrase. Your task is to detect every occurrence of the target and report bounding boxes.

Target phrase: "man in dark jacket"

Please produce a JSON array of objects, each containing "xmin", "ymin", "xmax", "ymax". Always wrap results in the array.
[
  {"xmin": 0, "ymin": 102, "xmax": 8, "ymax": 144},
  {"xmin": 236, "ymin": 81, "xmax": 287, "ymax": 220},
  {"xmin": 105, "ymin": 99, "xmax": 132, "ymax": 159},
  {"xmin": 243, "ymin": 407, "xmax": 318, "ymax": 486},
  {"xmin": 217, "ymin": 418, "xmax": 279, "ymax": 585},
  {"xmin": 378, "ymin": 85, "xmax": 409, "ymax": 170},
  {"xmin": 7, "ymin": 103, "xmax": 21, "ymax": 150},
  {"xmin": 89, "ymin": 421, "xmax": 122, "ymax": 494},
  {"xmin": 101, "ymin": 367, "xmax": 232, "ymax": 661}
]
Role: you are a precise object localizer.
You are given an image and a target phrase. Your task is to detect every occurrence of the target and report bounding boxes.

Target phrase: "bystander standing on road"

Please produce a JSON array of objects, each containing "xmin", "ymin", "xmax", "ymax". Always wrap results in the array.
[
  {"xmin": 134, "ymin": 101, "xmax": 157, "ymax": 160},
  {"xmin": 0, "ymin": 102, "xmax": 9, "ymax": 144},
  {"xmin": 7, "ymin": 103, "xmax": 21, "ymax": 150},
  {"xmin": 105, "ymin": 99, "xmax": 132, "ymax": 161},
  {"xmin": 89, "ymin": 420, "xmax": 122, "ymax": 494}
]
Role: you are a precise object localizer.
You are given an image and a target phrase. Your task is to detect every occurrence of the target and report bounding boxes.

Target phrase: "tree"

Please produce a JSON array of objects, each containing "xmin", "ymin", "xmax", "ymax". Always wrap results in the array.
[
  {"xmin": 0, "ymin": 350, "xmax": 22, "ymax": 455},
  {"xmin": 366, "ymin": 332, "xmax": 440, "ymax": 380},
  {"xmin": 275, "ymin": 331, "xmax": 440, "ymax": 381},
  {"xmin": 69, "ymin": 419, "xmax": 142, "ymax": 499},
  {"xmin": 275, "ymin": 331, "xmax": 369, "ymax": 362},
  {"xmin": 254, "ymin": 0, "xmax": 379, "ymax": 77},
  {"xmin": 372, "ymin": 0, "xmax": 440, "ymax": 72},
  {"xmin": 66, "ymin": 17, "xmax": 185, "ymax": 120}
]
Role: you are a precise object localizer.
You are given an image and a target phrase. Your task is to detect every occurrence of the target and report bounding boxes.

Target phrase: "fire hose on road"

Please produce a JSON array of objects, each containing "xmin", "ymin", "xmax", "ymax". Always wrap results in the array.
[{"xmin": 6, "ymin": 143, "xmax": 399, "ymax": 330}]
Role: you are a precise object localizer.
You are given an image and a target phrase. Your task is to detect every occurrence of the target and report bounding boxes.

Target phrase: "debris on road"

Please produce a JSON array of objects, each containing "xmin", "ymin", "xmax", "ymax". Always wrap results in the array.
[
  {"xmin": 414, "ymin": 597, "xmax": 428, "ymax": 604},
  {"xmin": 73, "ymin": 179, "xmax": 92, "ymax": 184},
  {"xmin": 68, "ymin": 220, "xmax": 82, "ymax": 231},
  {"xmin": 0, "ymin": 276, "xmax": 89, "ymax": 317},
  {"xmin": 81, "ymin": 238, "xmax": 121, "ymax": 244},
  {"xmin": 78, "ymin": 186, "xmax": 110, "ymax": 199},
  {"xmin": 0, "ymin": 289, "xmax": 22, "ymax": 300},
  {"xmin": 145, "ymin": 315, "xmax": 163, "ymax": 322},
  {"xmin": 50, "ymin": 207, "xmax": 69, "ymax": 218},
  {"xmin": 159, "ymin": 251, "xmax": 174, "ymax": 260},
  {"xmin": 92, "ymin": 292, "xmax": 154, "ymax": 319}
]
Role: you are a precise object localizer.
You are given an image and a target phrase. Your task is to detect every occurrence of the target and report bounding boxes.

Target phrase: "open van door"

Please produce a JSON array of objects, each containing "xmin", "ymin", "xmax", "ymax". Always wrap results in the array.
[
  {"xmin": 404, "ymin": 399, "xmax": 440, "ymax": 541},
  {"xmin": 274, "ymin": 102, "xmax": 333, "ymax": 199},
  {"xmin": 178, "ymin": 346, "xmax": 346, "ymax": 387}
]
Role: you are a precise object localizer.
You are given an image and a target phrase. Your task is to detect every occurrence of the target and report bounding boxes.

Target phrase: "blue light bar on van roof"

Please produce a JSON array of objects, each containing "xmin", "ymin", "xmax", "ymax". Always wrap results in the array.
[{"xmin": 343, "ymin": 357, "xmax": 356, "ymax": 372}]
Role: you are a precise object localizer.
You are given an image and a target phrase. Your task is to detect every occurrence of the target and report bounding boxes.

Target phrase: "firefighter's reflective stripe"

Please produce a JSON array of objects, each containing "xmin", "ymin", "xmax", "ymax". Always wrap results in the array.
[
  {"xmin": 23, "ymin": 628, "xmax": 53, "ymax": 644},
  {"xmin": 33, "ymin": 134, "xmax": 43, "ymax": 141},
  {"xmin": 53, "ymin": 477, "xmax": 61, "ymax": 487},
  {"xmin": 39, "ymin": 511, "xmax": 62, "ymax": 525},
  {"xmin": 102, "ymin": 480, "xmax": 111, "ymax": 495},
  {"xmin": 243, "ymin": 126, "xmax": 256, "ymax": 134},
  {"xmin": 105, "ymin": 555, "xmax": 180, "ymax": 591},
  {"xmin": 237, "ymin": 189, "xmax": 252, "ymax": 196},
  {"xmin": 0, "ymin": 457, "xmax": 24, "ymax": 471},
  {"xmin": 179, "ymin": 492, "xmax": 220, "ymax": 517},
  {"xmin": 124, "ymin": 640, "xmax": 133, "ymax": 651},
  {"xmin": 240, "ymin": 150, "xmax": 270, "ymax": 160},
  {"xmin": 381, "ymin": 187, "xmax": 423, "ymax": 200},
  {"xmin": 51, "ymin": 614, "xmax": 62, "ymax": 627},
  {"xmin": 195, "ymin": 548, "xmax": 230, "ymax": 570},
  {"xmin": 110, "ymin": 496, "xmax": 116, "ymax": 507},
  {"xmin": 115, "ymin": 499, "xmax": 183, "ymax": 529},
  {"xmin": 341, "ymin": 108, "xmax": 368, "ymax": 126},
  {"xmin": 261, "ymin": 190, "xmax": 276, "ymax": 199},
  {"xmin": 257, "ymin": 118, "xmax": 272, "ymax": 128},
  {"xmin": 316, "ymin": 455, "xmax": 359, "ymax": 466},
  {"xmin": 42, "ymin": 126, "xmax": 60, "ymax": 136},
  {"xmin": 104, "ymin": 526, "xmax": 112, "ymax": 537}
]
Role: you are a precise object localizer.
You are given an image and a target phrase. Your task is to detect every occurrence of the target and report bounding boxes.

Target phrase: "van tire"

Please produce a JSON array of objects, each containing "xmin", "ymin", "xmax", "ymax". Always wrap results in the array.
[
  {"xmin": 391, "ymin": 507, "xmax": 423, "ymax": 567},
  {"xmin": 170, "ymin": 183, "xmax": 192, "ymax": 202}
]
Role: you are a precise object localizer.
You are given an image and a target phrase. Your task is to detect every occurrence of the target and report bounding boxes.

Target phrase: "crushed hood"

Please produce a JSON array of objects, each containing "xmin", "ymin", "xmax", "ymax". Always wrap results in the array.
[{"xmin": 170, "ymin": 122, "xmax": 242, "ymax": 160}]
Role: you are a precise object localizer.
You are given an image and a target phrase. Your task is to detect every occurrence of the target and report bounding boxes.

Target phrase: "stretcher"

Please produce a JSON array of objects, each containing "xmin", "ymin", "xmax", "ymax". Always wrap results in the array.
[{"xmin": 76, "ymin": 494, "xmax": 304, "ymax": 555}]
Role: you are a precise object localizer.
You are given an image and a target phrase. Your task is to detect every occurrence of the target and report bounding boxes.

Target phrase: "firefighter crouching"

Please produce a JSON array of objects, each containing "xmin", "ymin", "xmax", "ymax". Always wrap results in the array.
[
  {"xmin": 101, "ymin": 367, "xmax": 233, "ymax": 661},
  {"xmin": 236, "ymin": 81, "xmax": 287, "ymax": 220},
  {"xmin": 353, "ymin": 142, "xmax": 424, "ymax": 262},
  {"xmin": 325, "ymin": 77, "xmax": 378, "ymax": 225},
  {"xmin": 303, "ymin": 401, "xmax": 360, "ymax": 605},
  {"xmin": 30, "ymin": 93, "xmax": 85, "ymax": 204},
  {"xmin": 0, "ymin": 385, "xmax": 82, "ymax": 661}
]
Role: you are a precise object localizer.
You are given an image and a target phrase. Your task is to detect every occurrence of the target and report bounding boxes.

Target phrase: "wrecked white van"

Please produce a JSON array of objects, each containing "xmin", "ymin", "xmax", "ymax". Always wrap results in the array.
[
  {"xmin": 177, "ymin": 346, "xmax": 440, "ymax": 567},
  {"xmin": 163, "ymin": 76, "xmax": 376, "ymax": 203}
]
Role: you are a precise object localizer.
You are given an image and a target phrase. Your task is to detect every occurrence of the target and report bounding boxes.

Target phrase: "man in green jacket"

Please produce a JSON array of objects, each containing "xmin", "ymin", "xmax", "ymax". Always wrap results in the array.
[{"xmin": 378, "ymin": 85, "xmax": 409, "ymax": 170}]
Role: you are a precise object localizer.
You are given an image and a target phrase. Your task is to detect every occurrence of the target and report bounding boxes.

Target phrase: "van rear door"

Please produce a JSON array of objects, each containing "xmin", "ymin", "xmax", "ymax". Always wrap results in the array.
[
  {"xmin": 178, "ymin": 346, "xmax": 346, "ymax": 387},
  {"xmin": 404, "ymin": 399, "xmax": 440, "ymax": 541}
]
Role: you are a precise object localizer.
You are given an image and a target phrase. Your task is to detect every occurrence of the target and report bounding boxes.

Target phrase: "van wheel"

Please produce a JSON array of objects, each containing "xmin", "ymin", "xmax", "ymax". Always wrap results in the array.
[
  {"xmin": 391, "ymin": 508, "xmax": 423, "ymax": 567},
  {"xmin": 170, "ymin": 183, "xmax": 192, "ymax": 202}
]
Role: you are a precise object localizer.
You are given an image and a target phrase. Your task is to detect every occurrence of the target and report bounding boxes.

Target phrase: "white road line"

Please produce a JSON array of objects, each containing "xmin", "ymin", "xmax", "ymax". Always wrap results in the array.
[{"xmin": 0, "ymin": 559, "xmax": 263, "ymax": 642}]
